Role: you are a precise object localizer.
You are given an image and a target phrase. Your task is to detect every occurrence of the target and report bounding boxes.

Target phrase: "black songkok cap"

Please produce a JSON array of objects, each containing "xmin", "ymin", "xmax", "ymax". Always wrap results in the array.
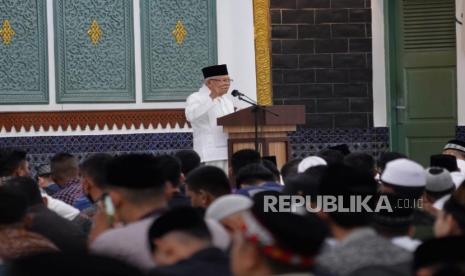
[
  {"xmin": 430, "ymin": 154, "xmax": 459, "ymax": 172},
  {"xmin": 148, "ymin": 207, "xmax": 209, "ymax": 241},
  {"xmin": 444, "ymin": 139, "xmax": 465, "ymax": 153},
  {"xmin": 328, "ymin": 144, "xmax": 351, "ymax": 156},
  {"xmin": 414, "ymin": 236, "xmax": 465, "ymax": 271},
  {"xmin": 202, "ymin": 64, "xmax": 228, "ymax": 79}
]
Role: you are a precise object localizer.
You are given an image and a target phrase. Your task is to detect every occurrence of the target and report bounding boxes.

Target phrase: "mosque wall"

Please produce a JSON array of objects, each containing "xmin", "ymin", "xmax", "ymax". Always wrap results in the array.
[
  {"xmin": 0, "ymin": 0, "xmax": 389, "ymax": 169},
  {"xmin": 269, "ymin": 0, "xmax": 388, "ymax": 158}
]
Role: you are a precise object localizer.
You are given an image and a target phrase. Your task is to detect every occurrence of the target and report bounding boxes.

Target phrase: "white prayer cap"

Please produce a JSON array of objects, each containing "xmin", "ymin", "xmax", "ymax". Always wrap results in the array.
[
  {"xmin": 457, "ymin": 159, "xmax": 465, "ymax": 174},
  {"xmin": 297, "ymin": 156, "xmax": 327, "ymax": 173},
  {"xmin": 433, "ymin": 195, "xmax": 451, "ymax": 210},
  {"xmin": 205, "ymin": 219, "xmax": 231, "ymax": 251},
  {"xmin": 451, "ymin": 171, "xmax": 465, "ymax": 188},
  {"xmin": 380, "ymin": 158, "xmax": 426, "ymax": 187},
  {"xmin": 205, "ymin": 194, "xmax": 253, "ymax": 221}
]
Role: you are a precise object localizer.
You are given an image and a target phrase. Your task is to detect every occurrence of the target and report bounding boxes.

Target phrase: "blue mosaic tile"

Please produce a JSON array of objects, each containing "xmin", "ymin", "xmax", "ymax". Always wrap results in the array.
[{"xmin": 0, "ymin": 128, "xmax": 391, "ymax": 169}]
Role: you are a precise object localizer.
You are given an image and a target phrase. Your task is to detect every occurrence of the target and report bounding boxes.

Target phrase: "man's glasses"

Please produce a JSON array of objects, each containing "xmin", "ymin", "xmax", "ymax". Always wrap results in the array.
[{"xmin": 210, "ymin": 78, "xmax": 234, "ymax": 83}]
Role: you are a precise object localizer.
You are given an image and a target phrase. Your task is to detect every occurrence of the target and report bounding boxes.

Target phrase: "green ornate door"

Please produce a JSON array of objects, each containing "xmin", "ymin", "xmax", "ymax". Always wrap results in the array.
[{"xmin": 387, "ymin": 0, "xmax": 457, "ymax": 165}]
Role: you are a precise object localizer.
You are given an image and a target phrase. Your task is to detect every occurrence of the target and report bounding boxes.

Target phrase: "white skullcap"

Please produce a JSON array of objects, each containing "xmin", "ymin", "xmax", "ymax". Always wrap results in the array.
[
  {"xmin": 381, "ymin": 158, "xmax": 426, "ymax": 187},
  {"xmin": 297, "ymin": 156, "xmax": 327, "ymax": 173},
  {"xmin": 457, "ymin": 159, "xmax": 465, "ymax": 174},
  {"xmin": 205, "ymin": 219, "xmax": 231, "ymax": 251},
  {"xmin": 433, "ymin": 195, "xmax": 451, "ymax": 211},
  {"xmin": 451, "ymin": 171, "xmax": 465, "ymax": 188},
  {"xmin": 205, "ymin": 195, "xmax": 253, "ymax": 221}
]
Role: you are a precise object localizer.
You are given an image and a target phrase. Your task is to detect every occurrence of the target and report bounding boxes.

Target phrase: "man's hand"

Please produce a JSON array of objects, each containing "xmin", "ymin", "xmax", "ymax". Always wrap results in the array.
[{"xmin": 88, "ymin": 202, "xmax": 115, "ymax": 243}]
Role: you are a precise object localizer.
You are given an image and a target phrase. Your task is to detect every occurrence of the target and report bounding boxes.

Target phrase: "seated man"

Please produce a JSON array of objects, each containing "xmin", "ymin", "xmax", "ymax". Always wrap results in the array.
[
  {"xmin": 157, "ymin": 155, "xmax": 190, "ymax": 209},
  {"xmin": 442, "ymin": 139, "xmax": 465, "ymax": 173},
  {"xmin": 0, "ymin": 187, "xmax": 57, "ymax": 260},
  {"xmin": 318, "ymin": 164, "xmax": 412, "ymax": 275},
  {"xmin": 185, "ymin": 166, "xmax": 231, "ymax": 209},
  {"xmin": 89, "ymin": 154, "xmax": 168, "ymax": 270},
  {"xmin": 414, "ymin": 236, "xmax": 465, "ymax": 276},
  {"xmin": 51, "ymin": 153, "xmax": 91, "ymax": 210},
  {"xmin": 35, "ymin": 164, "xmax": 60, "ymax": 195},
  {"xmin": 2, "ymin": 177, "xmax": 87, "ymax": 253},
  {"xmin": 231, "ymin": 191, "xmax": 329, "ymax": 276},
  {"xmin": 373, "ymin": 193, "xmax": 421, "ymax": 252},
  {"xmin": 148, "ymin": 207, "xmax": 231, "ymax": 276},
  {"xmin": 0, "ymin": 149, "xmax": 31, "ymax": 178},
  {"xmin": 205, "ymin": 194, "xmax": 253, "ymax": 234},
  {"xmin": 234, "ymin": 163, "xmax": 282, "ymax": 197}
]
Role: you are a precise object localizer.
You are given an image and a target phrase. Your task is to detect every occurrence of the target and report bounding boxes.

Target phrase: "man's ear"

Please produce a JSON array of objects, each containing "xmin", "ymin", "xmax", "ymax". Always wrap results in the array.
[
  {"xmin": 203, "ymin": 191, "xmax": 216, "ymax": 207},
  {"xmin": 23, "ymin": 213, "xmax": 34, "ymax": 228},
  {"xmin": 198, "ymin": 190, "xmax": 213, "ymax": 208},
  {"xmin": 109, "ymin": 190, "xmax": 123, "ymax": 208}
]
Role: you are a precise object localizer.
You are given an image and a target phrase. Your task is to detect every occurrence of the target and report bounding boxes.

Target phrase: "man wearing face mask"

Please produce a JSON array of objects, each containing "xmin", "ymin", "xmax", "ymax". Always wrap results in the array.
[
  {"xmin": 79, "ymin": 153, "xmax": 113, "ymax": 216},
  {"xmin": 185, "ymin": 64, "xmax": 236, "ymax": 173}
]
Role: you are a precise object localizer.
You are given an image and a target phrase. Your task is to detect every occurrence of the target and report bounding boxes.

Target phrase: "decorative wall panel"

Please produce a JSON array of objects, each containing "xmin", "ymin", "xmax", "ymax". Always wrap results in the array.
[
  {"xmin": 141, "ymin": 0, "xmax": 217, "ymax": 101},
  {"xmin": 0, "ymin": 0, "xmax": 48, "ymax": 104},
  {"xmin": 0, "ymin": 109, "xmax": 187, "ymax": 131},
  {"xmin": 54, "ymin": 0, "xmax": 135, "ymax": 102}
]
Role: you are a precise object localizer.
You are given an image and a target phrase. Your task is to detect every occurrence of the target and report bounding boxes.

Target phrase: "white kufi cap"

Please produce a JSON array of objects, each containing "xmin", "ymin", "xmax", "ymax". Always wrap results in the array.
[
  {"xmin": 381, "ymin": 158, "xmax": 426, "ymax": 187},
  {"xmin": 206, "ymin": 194, "xmax": 253, "ymax": 221}
]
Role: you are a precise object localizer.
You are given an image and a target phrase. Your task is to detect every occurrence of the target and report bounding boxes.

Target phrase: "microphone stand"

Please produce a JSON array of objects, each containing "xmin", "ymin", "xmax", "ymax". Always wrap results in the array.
[{"xmin": 234, "ymin": 94, "xmax": 279, "ymax": 153}]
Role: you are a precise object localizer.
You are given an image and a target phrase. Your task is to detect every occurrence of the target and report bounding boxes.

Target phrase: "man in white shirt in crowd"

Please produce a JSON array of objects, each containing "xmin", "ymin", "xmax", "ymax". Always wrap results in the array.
[{"xmin": 185, "ymin": 64, "xmax": 235, "ymax": 173}]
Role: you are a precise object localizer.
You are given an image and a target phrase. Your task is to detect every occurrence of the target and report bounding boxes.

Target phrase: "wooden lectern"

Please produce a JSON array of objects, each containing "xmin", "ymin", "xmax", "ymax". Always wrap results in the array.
[{"xmin": 217, "ymin": 105, "xmax": 305, "ymax": 169}]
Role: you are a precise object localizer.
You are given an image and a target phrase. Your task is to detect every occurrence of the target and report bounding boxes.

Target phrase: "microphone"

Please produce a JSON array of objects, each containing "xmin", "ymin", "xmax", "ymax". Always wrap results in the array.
[{"xmin": 231, "ymin": 90, "xmax": 244, "ymax": 97}]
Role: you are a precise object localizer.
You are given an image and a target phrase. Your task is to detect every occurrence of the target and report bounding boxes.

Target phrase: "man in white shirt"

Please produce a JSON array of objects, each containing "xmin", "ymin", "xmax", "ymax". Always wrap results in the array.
[{"xmin": 185, "ymin": 64, "xmax": 235, "ymax": 173}]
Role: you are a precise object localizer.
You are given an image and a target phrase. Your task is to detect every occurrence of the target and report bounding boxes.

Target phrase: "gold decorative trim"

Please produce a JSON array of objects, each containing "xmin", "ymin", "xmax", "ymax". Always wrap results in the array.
[
  {"xmin": 172, "ymin": 20, "xmax": 187, "ymax": 45},
  {"xmin": 0, "ymin": 20, "xmax": 16, "ymax": 45},
  {"xmin": 253, "ymin": 0, "xmax": 273, "ymax": 105},
  {"xmin": 87, "ymin": 20, "xmax": 102, "ymax": 45}
]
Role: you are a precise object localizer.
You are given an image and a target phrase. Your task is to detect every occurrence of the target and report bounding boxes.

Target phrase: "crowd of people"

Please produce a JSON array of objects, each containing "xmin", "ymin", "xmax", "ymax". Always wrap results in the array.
[{"xmin": 0, "ymin": 139, "xmax": 465, "ymax": 275}]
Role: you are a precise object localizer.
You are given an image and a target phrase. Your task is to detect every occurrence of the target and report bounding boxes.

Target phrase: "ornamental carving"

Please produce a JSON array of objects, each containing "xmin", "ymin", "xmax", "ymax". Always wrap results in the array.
[
  {"xmin": 172, "ymin": 20, "xmax": 187, "ymax": 45},
  {"xmin": 141, "ymin": 0, "xmax": 217, "ymax": 101},
  {"xmin": 0, "ymin": 20, "xmax": 15, "ymax": 45},
  {"xmin": 0, "ymin": 0, "xmax": 48, "ymax": 104},
  {"xmin": 54, "ymin": 0, "xmax": 135, "ymax": 102},
  {"xmin": 87, "ymin": 20, "xmax": 102, "ymax": 45}
]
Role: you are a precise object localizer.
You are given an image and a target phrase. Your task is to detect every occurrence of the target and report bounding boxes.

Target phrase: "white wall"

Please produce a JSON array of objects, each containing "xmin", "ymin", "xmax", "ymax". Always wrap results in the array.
[
  {"xmin": 457, "ymin": 0, "xmax": 465, "ymax": 125},
  {"xmin": 217, "ymin": 0, "xmax": 257, "ymax": 109},
  {"xmin": 0, "ymin": 0, "xmax": 257, "ymax": 112},
  {"xmin": 372, "ymin": 0, "xmax": 388, "ymax": 127}
]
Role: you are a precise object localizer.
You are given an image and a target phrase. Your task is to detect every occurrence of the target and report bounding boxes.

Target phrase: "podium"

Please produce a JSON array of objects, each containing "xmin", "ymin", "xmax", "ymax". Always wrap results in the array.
[{"xmin": 217, "ymin": 105, "xmax": 305, "ymax": 169}]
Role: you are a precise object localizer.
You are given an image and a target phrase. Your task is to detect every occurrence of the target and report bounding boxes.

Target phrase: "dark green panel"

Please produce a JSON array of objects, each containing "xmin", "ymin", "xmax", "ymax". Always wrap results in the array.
[
  {"xmin": 141, "ymin": 0, "xmax": 217, "ymax": 102},
  {"xmin": 405, "ymin": 68, "xmax": 456, "ymax": 119},
  {"xmin": 0, "ymin": 0, "xmax": 48, "ymax": 104},
  {"xmin": 387, "ymin": 0, "xmax": 457, "ymax": 163},
  {"xmin": 54, "ymin": 0, "xmax": 135, "ymax": 103}
]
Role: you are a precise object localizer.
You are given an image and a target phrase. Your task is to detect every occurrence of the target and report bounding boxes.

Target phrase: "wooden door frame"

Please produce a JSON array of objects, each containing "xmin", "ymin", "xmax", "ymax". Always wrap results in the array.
[{"xmin": 384, "ymin": 0, "xmax": 400, "ymax": 152}]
